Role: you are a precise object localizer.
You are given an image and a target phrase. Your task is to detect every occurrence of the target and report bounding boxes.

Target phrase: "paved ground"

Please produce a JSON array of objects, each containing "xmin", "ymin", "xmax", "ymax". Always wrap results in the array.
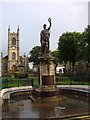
[{"xmin": 57, "ymin": 85, "xmax": 90, "ymax": 90}]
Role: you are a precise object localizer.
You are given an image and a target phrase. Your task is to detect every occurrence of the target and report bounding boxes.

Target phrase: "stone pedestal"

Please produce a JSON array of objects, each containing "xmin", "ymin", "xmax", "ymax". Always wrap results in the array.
[
  {"xmin": 33, "ymin": 53, "xmax": 59, "ymax": 99},
  {"xmin": 39, "ymin": 53, "xmax": 55, "ymax": 88}
]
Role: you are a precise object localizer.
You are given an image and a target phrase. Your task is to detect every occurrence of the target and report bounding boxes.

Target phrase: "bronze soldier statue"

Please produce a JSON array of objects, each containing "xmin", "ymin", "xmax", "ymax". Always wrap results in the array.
[{"xmin": 40, "ymin": 18, "xmax": 52, "ymax": 54}]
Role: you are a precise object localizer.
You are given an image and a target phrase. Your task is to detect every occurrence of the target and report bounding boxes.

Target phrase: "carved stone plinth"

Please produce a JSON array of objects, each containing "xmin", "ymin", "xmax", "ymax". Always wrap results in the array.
[{"xmin": 33, "ymin": 53, "xmax": 59, "ymax": 99}]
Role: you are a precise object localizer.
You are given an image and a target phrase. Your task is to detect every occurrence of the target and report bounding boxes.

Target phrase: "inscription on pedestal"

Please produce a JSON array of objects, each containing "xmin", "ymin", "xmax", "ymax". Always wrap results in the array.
[{"xmin": 42, "ymin": 75, "xmax": 54, "ymax": 85}]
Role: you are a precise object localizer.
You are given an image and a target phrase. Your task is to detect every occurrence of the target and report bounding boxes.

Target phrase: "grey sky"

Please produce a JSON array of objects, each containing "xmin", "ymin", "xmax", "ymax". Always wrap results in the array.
[{"xmin": 1, "ymin": 1, "xmax": 88, "ymax": 56}]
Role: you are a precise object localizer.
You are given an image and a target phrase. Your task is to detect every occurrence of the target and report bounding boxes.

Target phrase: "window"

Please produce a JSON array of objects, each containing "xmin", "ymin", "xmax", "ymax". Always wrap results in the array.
[
  {"xmin": 12, "ymin": 52, "xmax": 16, "ymax": 60},
  {"xmin": 12, "ymin": 37, "xmax": 16, "ymax": 45}
]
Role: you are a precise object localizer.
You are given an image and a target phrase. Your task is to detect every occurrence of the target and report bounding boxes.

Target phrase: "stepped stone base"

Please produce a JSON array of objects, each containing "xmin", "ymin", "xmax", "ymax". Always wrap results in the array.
[
  {"xmin": 33, "ymin": 88, "xmax": 59, "ymax": 97},
  {"xmin": 32, "ymin": 88, "xmax": 61, "ymax": 102}
]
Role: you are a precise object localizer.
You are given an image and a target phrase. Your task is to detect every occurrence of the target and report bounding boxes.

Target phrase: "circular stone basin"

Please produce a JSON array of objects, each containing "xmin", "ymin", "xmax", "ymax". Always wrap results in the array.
[{"xmin": 2, "ymin": 89, "xmax": 89, "ymax": 119}]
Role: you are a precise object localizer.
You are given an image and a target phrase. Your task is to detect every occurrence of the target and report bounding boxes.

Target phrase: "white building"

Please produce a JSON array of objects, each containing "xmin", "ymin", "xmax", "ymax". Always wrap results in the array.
[{"xmin": 56, "ymin": 64, "xmax": 65, "ymax": 74}]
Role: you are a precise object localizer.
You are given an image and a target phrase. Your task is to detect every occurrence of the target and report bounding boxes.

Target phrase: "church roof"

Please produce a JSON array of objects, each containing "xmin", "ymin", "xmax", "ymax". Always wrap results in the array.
[{"xmin": 2, "ymin": 55, "xmax": 8, "ymax": 60}]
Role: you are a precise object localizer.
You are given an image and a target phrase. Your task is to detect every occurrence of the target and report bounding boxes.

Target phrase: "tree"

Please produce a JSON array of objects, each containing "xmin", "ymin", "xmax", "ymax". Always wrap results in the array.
[
  {"xmin": 58, "ymin": 32, "xmax": 81, "ymax": 74},
  {"xmin": 28, "ymin": 46, "xmax": 41, "ymax": 64},
  {"xmin": 83, "ymin": 25, "xmax": 90, "ymax": 71},
  {"xmin": 51, "ymin": 49, "xmax": 60, "ymax": 65},
  {"xmin": 76, "ymin": 32, "xmax": 85, "ymax": 61}
]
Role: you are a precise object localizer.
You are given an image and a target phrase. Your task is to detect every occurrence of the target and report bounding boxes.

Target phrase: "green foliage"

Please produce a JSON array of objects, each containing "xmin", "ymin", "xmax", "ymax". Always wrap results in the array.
[
  {"xmin": 2, "ymin": 78, "xmax": 22, "ymax": 89},
  {"xmin": 75, "ymin": 25, "xmax": 90, "ymax": 71},
  {"xmin": 1, "ymin": 73, "xmax": 39, "ymax": 89},
  {"xmin": 11, "ymin": 74, "xmax": 15, "ymax": 78},
  {"xmin": 76, "ymin": 32, "xmax": 86, "ymax": 61},
  {"xmin": 56, "ymin": 75, "xmax": 90, "ymax": 85},
  {"xmin": 33, "ymin": 77, "xmax": 38, "ymax": 88},
  {"xmin": 51, "ymin": 49, "xmax": 61, "ymax": 65},
  {"xmin": 28, "ymin": 46, "xmax": 41, "ymax": 64},
  {"xmin": 57, "ymin": 25, "xmax": 90, "ymax": 70},
  {"xmin": 83, "ymin": 25, "xmax": 90, "ymax": 63},
  {"xmin": 58, "ymin": 32, "xmax": 81, "ymax": 63}
]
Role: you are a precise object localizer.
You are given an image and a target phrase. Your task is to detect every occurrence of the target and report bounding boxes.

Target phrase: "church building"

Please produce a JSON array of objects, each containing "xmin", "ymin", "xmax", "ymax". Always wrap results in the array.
[{"xmin": 2, "ymin": 26, "xmax": 28, "ymax": 74}]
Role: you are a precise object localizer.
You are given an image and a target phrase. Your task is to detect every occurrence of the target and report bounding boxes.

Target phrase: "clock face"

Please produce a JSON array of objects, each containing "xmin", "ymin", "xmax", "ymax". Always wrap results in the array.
[{"xmin": 12, "ymin": 46, "xmax": 15, "ymax": 49}]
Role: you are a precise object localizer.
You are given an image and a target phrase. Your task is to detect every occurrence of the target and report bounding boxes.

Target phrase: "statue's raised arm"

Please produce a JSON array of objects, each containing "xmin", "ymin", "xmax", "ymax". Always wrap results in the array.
[
  {"xmin": 47, "ymin": 18, "xmax": 52, "ymax": 31},
  {"xmin": 40, "ymin": 18, "xmax": 52, "ymax": 55}
]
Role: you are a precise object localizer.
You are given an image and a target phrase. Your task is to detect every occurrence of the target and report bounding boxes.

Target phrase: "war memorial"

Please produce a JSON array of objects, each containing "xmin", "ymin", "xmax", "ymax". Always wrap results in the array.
[{"xmin": 0, "ymin": 18, "xmax": 90, "ymax": 119}]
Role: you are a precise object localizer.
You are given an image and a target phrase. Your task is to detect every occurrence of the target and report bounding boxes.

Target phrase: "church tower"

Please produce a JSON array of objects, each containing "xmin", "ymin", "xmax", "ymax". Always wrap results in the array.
[{"xmin": 8, "ymin": 26, "xmax": 20, "ymax": 72}]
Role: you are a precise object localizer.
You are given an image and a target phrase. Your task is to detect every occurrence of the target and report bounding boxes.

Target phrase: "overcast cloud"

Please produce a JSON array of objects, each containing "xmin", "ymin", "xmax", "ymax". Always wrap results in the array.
[{"xmin": 1, "ymin": 1, "xmax": 88, "ymax": 56}]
